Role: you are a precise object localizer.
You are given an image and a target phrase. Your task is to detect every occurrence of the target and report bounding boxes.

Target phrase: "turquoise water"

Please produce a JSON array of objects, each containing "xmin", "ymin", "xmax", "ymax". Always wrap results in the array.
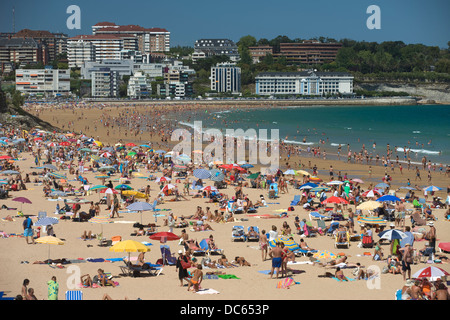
[{"xmin": 176, "ymin": 104, "xmax": 450, "ymax": 165}]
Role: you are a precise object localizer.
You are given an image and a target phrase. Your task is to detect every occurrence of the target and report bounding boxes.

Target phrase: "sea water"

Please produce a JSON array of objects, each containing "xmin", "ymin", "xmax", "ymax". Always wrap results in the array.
[{"xmin": 174, "ymin": 104, "xmax": 450, "ymax": 165}]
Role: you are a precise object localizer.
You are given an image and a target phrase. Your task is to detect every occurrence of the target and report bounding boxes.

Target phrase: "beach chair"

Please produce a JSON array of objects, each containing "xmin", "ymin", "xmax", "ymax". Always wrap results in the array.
[
  {"xmin": 231, "ymin": 225, "xmax": 246, "ymax": 242},
  {"xmin": 119, "ymin": 260, "xmax": 162, "ymax": 277},
  {"xmin": 335, "ymin": 231, "xmax": 350, "ymax": 249},
  {"xmin": 65, "ymin": 290, "xmax": 83, "ymax": 300},
  {"xmin": 38, "ymin": 211, "xmax": 47, "ymax": 220},
  {"xmin": 290, "ymin": 195, "xmax": 301, "ymax": 206},
  {"xmin": 247, "ymin": 226, "xmax": 260, "ymax": 242},
  {"xmin": 226, "ymin": 200, "xmax": 235, "ymax": 214},
  {"xmin": 326, "ymin": 221, "xmax": 339, "ymax": 237},
  {"xmin": 309, "ymin": 211, "xmax": 330, "ymax": 221},
  {"xmin": 316, "ymin": 219, "xmax": 327, "ymax": 232},
  {"xmin": 303, "ymin": 222, "xmax": 317, "ymax": 237},
  {"xmin": 160, "ymin": 245, "xmax": 177, "ymax": 265},
  {"xmin": 199, "ymin": 238, "xmax": 223, "ymax": 256},
  {"xmin": 0, "ymin": 292, "xmax": 15, "ymax": 300}
]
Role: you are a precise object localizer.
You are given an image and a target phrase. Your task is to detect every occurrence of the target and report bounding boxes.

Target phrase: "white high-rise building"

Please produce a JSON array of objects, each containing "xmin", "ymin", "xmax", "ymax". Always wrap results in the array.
[
  {"xmin": 15, "ymin": 68, "xmax": 70, "ymax": 97},
  {"xmin": 68, "ymin": 34, "xmax": 123, "ymax": 68},
  {"xmin": 127, "ymin": 71, "xmax": 151, "ymax": 98},
  {"xmin": 91, "ymin": 69, "xmax": 119, "ymax": 98},
  {"xmin": 210, "ymin": 63, "xmax": 241, "ymax": 93}
]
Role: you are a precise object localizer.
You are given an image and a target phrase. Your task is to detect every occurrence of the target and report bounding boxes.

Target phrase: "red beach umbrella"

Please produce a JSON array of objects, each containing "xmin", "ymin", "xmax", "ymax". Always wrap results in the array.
[
  {"xmin": 321, "ymin": 196, "xmax": 349, "ymax": 204},
  {"xmin": 149, "ymin": 232, "xmax": 180, "ymax": 242}
]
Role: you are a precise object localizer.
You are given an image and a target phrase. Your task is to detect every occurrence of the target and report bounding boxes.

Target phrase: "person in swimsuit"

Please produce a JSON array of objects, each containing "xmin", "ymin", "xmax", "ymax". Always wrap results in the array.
[
  {"xmin": 335, "ymin": 267, "xmax": 348, "ymax": 281},
  {"xmin": 259, "ymin": 230, "xmax": 268, "ymax": 261},
  {"xmin": 187, "ymin": 265, "xmax": 203, "ymax": 292},
  {"xmin": 269, "ymin": 242, "xmax": 283, "ymax": 279}
]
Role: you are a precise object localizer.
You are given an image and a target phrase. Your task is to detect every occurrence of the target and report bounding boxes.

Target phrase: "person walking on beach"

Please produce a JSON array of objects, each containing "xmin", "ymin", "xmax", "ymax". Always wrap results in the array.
[
  {"xmin": 23, "ymin": 216, "xmax": 35, "ymax": 244},
  {"xmin": 47, "ymin": 276, "xmax": 59, "ymax": 300},
  {"xmin": 269, "ymin": 242, "xmax": 283, "ymax": 279}
]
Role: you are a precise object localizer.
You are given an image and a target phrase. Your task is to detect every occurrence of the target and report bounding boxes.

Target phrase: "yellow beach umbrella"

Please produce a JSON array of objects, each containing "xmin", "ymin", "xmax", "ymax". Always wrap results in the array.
[
  {"xmin": 109, "ymin": 239, "xmax": 150, "ymax": 261},
  {"xmin": 93, "ymin": 141, "xmax": 103, "ymax": 147},
  {"xmin": 35, "ymin": 236, "xmax": 65, "ymax": 261},
  {"xmin": 296, "ymin": 170, "xmax": 310, "ymax": 176},
  {"xmin": 357, "ymin": 200, "xmax": 382, "ymax": 211},
  {"xmin": 121, "ymin": 190, "xmax": 148, "ymax": 199}
]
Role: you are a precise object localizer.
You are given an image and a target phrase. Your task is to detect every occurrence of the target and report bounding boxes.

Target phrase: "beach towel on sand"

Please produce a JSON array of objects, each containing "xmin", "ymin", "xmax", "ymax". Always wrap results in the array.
[
  {"xmin": 276, "ymin": 277, "xmax": 299, "ymax": 289},
  {"xmin": 217, "ymin": 274, "xmax": 240, "ymax": 279},
  {"xmin": 196, "ymin": 288, "xmax": 220, "ymax": 295},
  {"xmin": 332, "ymin": 277, "xmax": 356, "ymax": 282}
]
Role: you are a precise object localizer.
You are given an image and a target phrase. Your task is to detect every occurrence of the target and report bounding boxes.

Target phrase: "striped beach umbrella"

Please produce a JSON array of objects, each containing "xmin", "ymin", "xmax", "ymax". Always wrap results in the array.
[
  {"xmin": 358, "ymin": 216, "xmax": 386, "ymax": 226},
  {"xmin": 378, "ymin": 229, "xmax": 408, "ymax": 241},
  {"xmin": 412, "ymin": 266, "xmax": 450, "ymax": 279},
  {"xmin": 362, "ymin": 189, "xmax": 382, "ymax": 198},
  {"xmin": 90, "ymin": 185, "xmax": 107, "ymax": 191},
  {"xmin": 34, "ymin": 217, "xmax": 59, "ymax": 227},
  {"xmin": 422, "ymin": 186, "xmax": 442, "ymax": 192},
  {"xmin": 48, "ymin": 172, "xmax": 67, "ymax": 179},
  {"xmin": 268, "ymin": 237, "xmax": 301, "ymax": 251},
  {"xmin": 312, "ymin": 250, "xmax": 337, "ymax": 261},
  {"xmin": 193, "ymin": 169, "xmax": 211, "ymax": 179},
  {"xmin": 201, "ymin": 185, "xmax": 218, "ymax": 192},
  {"xmin": 210, "ymin": 169, "xmax": 225, "ymax": 182},
  {"xmin": 173, "ymin": 164, "xmax": 187, "ymax": 171},
  {"xmin": 89, "ymin": 215, "xmax": 113, "ymax": 234}
]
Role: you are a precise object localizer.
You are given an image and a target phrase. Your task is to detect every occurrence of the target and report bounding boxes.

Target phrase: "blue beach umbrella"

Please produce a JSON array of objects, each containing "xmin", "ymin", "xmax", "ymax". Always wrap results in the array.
[
  {"xmin": 423, "ymin": 186, "xmax": 442, "ymax": 192},
  {"xmin": 241, "ymin": 164, "xmax": 254, "ymax": 169},
  {"xmin": 375, "ymin": 183, "xmax": 390, "ymax": 189},
  {"xmin": 376, "ymin": 195, "xmax": 401, "ymax": 202},
  {"xmin": 378, "ymin": 229, "xmax": 408, "ymax": 241},
  {"xmin": 193, "ymin": 169, "xmax": 211, "ymax": 179},
  {"xmin": 34, "ymin": 217, "xmax": 59, "ymax": 227}
]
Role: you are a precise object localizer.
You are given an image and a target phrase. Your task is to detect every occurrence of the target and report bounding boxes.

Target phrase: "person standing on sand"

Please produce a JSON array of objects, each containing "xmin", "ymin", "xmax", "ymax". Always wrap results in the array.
[
  {"xmin": 47, "ymin": 276, "xmax": 59, "ymax": 300},
  {"xmin": 260, "ymin": 230, "xmax": 268, "ymax": 261},
  {"xmin": 187, "ymin": 265, "xmax": 203, "ymax": 292},
  {"xmin": 269, "ymin": 242, "xmax": 283, "ymax": 279}
]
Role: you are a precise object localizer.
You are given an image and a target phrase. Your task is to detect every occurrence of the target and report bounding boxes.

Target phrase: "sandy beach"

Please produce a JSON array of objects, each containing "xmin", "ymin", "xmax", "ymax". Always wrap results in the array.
[{"xmin": 0, "ymin": 101, "xmax": 449, "ymax": 301}]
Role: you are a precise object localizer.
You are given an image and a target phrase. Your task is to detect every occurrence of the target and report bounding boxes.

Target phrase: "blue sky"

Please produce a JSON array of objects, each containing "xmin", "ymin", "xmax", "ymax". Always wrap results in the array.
[{"xmin": 1, "ymin": 0, "xmax": 449, "ymax": 48}]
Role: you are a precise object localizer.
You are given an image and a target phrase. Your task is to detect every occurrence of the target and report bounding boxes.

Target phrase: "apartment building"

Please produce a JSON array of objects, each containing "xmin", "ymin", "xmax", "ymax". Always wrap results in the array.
[
  {"xmin": 274, "ymin": 40, "xmax": 342, "ymax": 65},
  {"xmin": 210, "ymin": 62, "xmax": 241, "ymax": 93},
  {"xmin": 0, "ymin": 38, "xmax": 43, "ymax": 65},
  {"xmin": 91, "ymin": 68, "xmax": 119, "ymax": 98},
  {"xmin": 15, "ymin": 68, "xmax": 70, "ymax": 97},
  {"xmin": 92, "ymin": 22, "xmax": 170, "ymax": 53},
  {"xmin": 81, "ymin": 60, "xmax": 133, "ymax": 80},
  {"xmin": 68, "ymin": 34, "xmax": 124, "ymax": 67},
  {"xmin": 255, "ymin": 70, "xmax": 353, "ymax": 96},
  {"xmin": 12, "ymin": 29, "xmax": 68, "ymax": 63},
  {"xmin": 127, "ymin": 71, "xmax": 151, "ymax": 98},
  {"xmin": 194, "ymin": 39, "xmax": 240, "ymax": 61},
  {"xmin": 248, "ymin": 45, "xmax": 273, "ymax": 63}
]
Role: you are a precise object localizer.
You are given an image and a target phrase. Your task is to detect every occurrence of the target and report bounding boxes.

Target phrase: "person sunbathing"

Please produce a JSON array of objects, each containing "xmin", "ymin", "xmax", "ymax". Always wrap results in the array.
[
  {"xmin": 218, "ymin": 255, "xmax": 234, "ymax": 268},
  {"xmin": 299, "ymin": 239, "xmax": 315, "ymax": 251},
  {"xmin": 81, "ymin": 230, "xmax": 96, "ymax": 240},
  {"xmin": 193, "ymin": 223, "xmax": 214, "ymax": 232},
  {"xmin": 247, "ymin": 227, "xmax": 259, "ymax": 239},
  {"xmin": 97, "ymin": 269, "xmax": 116, "ymax": 288},
  {"xmin": 81, "ymin": 274, "xmax": 93, "ymax": 287},
  {"xmin": 234, "ymin": 256, "xmax": 251, "ymax": 266},
  {"xmin": 335, "ymin": 267, "xmax": 349, "ymax": 281}
]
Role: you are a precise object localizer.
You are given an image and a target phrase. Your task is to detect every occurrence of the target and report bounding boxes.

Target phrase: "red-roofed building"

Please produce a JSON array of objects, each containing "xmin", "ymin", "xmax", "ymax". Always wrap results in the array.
[{"xmin": 92, "ymin": 22, "xmax": 170, "ymax": 53}]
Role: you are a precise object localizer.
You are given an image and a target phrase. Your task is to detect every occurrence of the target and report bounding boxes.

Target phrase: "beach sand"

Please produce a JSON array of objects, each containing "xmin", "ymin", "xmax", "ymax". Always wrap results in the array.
[{"xmin": 0, "ymin": 102, "xmax": 449, "ymax": 301}]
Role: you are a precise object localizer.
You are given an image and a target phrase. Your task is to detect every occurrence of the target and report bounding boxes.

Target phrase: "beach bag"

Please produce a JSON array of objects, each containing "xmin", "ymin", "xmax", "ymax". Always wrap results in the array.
[
  {"xmin": 181, "ymin": 259, "xmax": 191, "ymax": 269},
  {"xmin": 362, "ymin": 236, "xmax": 373, "ymax": 248}
]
